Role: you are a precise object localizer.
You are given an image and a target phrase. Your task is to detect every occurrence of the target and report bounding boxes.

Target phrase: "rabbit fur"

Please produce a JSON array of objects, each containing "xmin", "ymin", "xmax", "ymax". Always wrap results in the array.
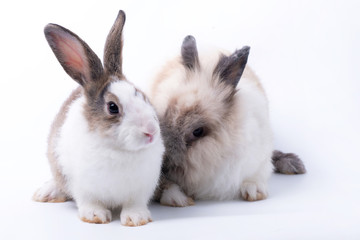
[
  {"xmin": 149, "ymin": 36, "xmax": 304, "ymax": 207},
  {"xmin": 33, "ymin": 11, "xmax": 164, "ymax": 226}
]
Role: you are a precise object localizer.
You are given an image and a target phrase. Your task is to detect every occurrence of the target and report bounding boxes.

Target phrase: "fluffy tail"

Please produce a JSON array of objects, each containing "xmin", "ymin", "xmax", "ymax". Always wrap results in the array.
[{"xmin": 272, "ymin": 150, "xmax": 306, "ymax": 174}]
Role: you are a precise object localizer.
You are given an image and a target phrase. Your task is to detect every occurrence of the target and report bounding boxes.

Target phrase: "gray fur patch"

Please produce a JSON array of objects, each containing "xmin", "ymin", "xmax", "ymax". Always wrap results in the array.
[
  {"xmin": 213, "ymin": 46, "xmax": 250, "ymax": 88},
  {"xmin": 181, "ymin": 35, "xmax": 200, "ymax": 70},
  {"xmin": 272, "ymin": 150, "xmax": 306, "ymax": 174}
]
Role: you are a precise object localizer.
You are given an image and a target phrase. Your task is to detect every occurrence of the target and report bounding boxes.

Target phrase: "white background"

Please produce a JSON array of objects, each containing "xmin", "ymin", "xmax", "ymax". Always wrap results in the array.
[{"xmin": 1, "ymin": 0, "xmax": 359, "ymax": 239}]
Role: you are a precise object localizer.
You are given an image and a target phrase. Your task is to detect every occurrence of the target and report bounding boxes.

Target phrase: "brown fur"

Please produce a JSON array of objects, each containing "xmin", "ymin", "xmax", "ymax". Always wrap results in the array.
[
  {"xmin": 47, "ymin": 87, "xmax": 82, "ymax": 197},
  {"xmin": 104, "ymin": 10, "xmax": 126, "ymax": 79},
  {"xmin": 84, "ymin": 87, "xmax": 124, "ymax": 134}
]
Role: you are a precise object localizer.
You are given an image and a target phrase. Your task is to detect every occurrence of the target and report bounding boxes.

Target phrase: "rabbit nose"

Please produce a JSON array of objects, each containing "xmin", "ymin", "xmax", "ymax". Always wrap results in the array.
[
  {"xmin": 144, "ymin": 133, "xmax": 154, "ymax": 143},
  {"xmin": 143, "ymin": 122, "xmax": 157, "ymax": 143},
  {"xmin": 145, "ymin": 121, "xmax": 157, "ymax": 135}
]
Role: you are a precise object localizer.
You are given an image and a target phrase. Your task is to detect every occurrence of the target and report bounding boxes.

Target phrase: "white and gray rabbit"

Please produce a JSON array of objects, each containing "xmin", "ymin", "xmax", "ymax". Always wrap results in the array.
[
  {"xmin": 149, "ymin": 36, "xmax": 305, "ymax": 207},
  {"xmin": 33, "ymin": 10, "xmax": 164, "ymax": 226}
]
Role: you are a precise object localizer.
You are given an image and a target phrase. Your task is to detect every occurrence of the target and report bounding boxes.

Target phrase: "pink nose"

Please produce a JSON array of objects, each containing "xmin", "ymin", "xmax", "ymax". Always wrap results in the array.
[
  {"xmin": 146, "ymin": 122, "xmax": 157, "ymax": 135},
  {"xmin": 144, "ymin": 133, "xmax": 154, "ymax": 143}
]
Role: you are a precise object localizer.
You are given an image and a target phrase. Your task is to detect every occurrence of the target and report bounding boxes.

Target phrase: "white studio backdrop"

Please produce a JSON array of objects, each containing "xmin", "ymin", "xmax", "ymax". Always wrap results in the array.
[{"xmin": 0, "ymin": 0, "xmax": 359, "ymax": 239}]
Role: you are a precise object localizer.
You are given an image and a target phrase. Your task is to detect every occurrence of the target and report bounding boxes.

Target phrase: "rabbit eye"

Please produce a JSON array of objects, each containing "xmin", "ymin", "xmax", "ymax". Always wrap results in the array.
[
  {"xmin": 193, "ymin": 127, "xmax": 204, "ymax": 138},
  {"xmin": 107, "ymin": 101, "xmax": 119, "ymax": 115},
  {"xmin": 186, "ymin": 126, "xmax": 208, "ymax": 147}
]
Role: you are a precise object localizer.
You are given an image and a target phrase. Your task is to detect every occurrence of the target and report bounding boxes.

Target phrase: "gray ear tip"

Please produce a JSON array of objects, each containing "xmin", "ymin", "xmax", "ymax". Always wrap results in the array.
[
  {"xmin": 234, "ymin": 46, "xmax": 250, "ymax": 59},
  {"xmin": 44, "ymin": 24, "xmax": 63, "ymax": 43},
  {"xmin": 241, "ymin": 46, "xmax": 251, "ymax": 54},
  {"xmin": 117, "ymin": 10, "xmax": 126, "ymax": 21},
  {"xmin": 44, "ymin": 23, "xmax": 58, "ymax": 34},
  {"xmin": 183, "ymin": 35, "xmax": 196, "ymax": 44},
  {"xmin": 44, "ymin": 23, "xmax": 69, "ymax": 38}
]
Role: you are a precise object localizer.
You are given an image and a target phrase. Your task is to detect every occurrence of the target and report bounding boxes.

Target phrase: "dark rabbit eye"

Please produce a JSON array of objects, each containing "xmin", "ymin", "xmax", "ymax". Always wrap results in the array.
[
  {"xmin": 193, "ymin": 127, "xmax": 204, "ymax": 138},
  {"xmin": 108, "ymin": 101, "xmax": 119, "ymax": 115},
  {"xmin": 186, "ymin": 126, "xmax": 208, "ymax": 147}
]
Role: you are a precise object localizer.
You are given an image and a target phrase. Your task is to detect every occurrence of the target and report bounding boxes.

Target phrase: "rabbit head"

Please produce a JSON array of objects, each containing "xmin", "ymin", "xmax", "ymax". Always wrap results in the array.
[{"xmin": 45, "ymin": 11, "xmax": 160, "ymax": 151}]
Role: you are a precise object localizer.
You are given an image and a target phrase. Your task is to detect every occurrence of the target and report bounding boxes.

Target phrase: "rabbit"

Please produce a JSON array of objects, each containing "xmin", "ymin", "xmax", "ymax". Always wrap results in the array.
[
  {"xmin": 32, "ymin": 10, "xmax": 164, "ymax": 226},
  {"xmin": 149, "ymin": 35, "xmax": 305, "ymax": 207}
]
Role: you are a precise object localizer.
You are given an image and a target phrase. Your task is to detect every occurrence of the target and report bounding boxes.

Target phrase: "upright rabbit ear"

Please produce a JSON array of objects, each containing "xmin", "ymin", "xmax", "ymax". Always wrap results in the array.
[
  {"xmin": 181, "ymin": 35, "xmax": 200, "ymax": 70},
  {"xmin": 213, "ymin": 46, "xmax": 250, "ymax": 88},
  {"xmin": 44, "ymin": 24, "xmax": 103, "ymax": 86},
  {"xmin": 103, "ymin": 10, "xmax": 126, "ymax": 78}
]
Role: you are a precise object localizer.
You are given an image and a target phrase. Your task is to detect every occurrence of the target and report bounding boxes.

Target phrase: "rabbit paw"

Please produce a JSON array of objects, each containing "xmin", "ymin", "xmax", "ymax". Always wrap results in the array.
[
  {"xmin": 33, "ymin": 180, "xmax": 68, "ymax": 203},
  {"xmin": 120, "ymin": 208, "xmax": 152, "ymax": 227},
  {"xmin": 79, "ymin": 205, "xmax": 111, "ymax": 224},
  {"xmin": 160, "ymin": 183, "xmax": 195, "ymax": 207},
  {"xmin": 272, "ymin": 150, "xmax": 306, "ymax": 174},
  {"xmin": 240, "ymin": 181, "xmax": 268, "ymax": 201}
]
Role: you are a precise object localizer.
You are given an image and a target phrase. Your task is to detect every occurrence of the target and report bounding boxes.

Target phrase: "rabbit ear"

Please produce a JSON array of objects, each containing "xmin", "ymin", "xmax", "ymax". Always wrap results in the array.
[
  {"xmin": 44, "ymin": 24, "xmax": 103, "ymax": 86},
  {"xmin": 213, "ymin": 46, "xmax": 250, "ymax": 87},
  {"xmin": 103, "ymin": 10, "xmax": 126, "ymax": 77},
  {"xmin": 181, "ymin": 35, "xmax": 200, "ymax": 70}
]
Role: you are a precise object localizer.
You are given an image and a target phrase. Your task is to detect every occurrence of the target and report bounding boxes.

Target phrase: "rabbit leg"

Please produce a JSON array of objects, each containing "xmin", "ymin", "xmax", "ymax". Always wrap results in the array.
[
  {"xmin": 160, "ymin": 182, "xmax": 195, "ymax": 207},
  {"xmin": 77, "ymin": 201, "xmax": 112, "ymax": 224},
  {"xmin": 33, "ymin": 179, "xmax": 68, "ymax": 203},
  {"xmin": 240, "ymin": 180, "xmax": 268, "ymax": 201},
  {"xmin": 240, "ymin": 164, "xmax": 270, "ymax": 201},
  {"xmin": 120, "ymin": 202, "xmax": 152, "ymax": 227}
]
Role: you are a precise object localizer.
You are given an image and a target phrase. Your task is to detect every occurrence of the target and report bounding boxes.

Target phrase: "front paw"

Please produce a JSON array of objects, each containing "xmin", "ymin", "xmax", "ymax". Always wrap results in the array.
[
  {"xmin": 160, "ymin": 183, "xmax": 195, "ymax": 207},
  {"xmin": 78, "ymin": 205, "xmax": 111, "ymax": 224},
  {"xmin": 240, "ymin": 181, "xmax": 268, "ymax": 201},
  {"xmin": 33, "ymin": 180, "xmax": 68, "ymax": 203},
  {"xmin": 120, "ymin": 208, "xmax": 152, "ymax": 227}
]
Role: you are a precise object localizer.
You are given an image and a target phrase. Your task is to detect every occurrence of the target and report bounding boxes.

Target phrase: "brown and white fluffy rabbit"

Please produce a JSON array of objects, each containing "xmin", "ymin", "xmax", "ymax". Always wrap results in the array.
[
  {"xmin": 149, "ymin": 36, "xmax": 305, "ymax": 207},
  {"xmin": 33, "ymin": 11, "xmax": 164, "ymax": 226}
]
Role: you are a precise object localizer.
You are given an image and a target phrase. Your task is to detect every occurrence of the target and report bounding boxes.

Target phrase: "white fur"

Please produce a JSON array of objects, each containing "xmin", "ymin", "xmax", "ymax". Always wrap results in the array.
[
  {"xmin": 53, "ymin": 80, "xmax": 163, "ymax": 225},
  {"xmin": 150, "ymin": 50, "xmax": 273, "ymax": 204},
  {"xmin": 160, "ymin": 183, "xmax": 194, "ymax": 207},
  {"xmin": 32, "ymin": 179, "xmax": 67, "ymax": 203}
]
